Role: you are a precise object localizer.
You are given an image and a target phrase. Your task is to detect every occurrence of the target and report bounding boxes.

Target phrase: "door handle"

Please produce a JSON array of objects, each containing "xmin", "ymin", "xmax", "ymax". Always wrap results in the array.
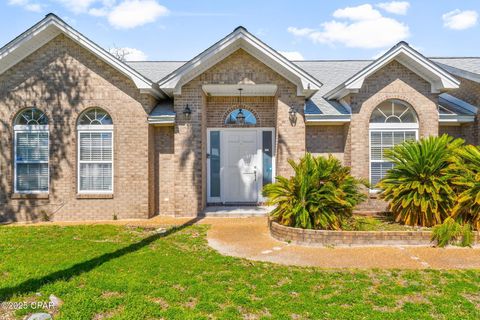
[{"xmin": 244, "ymin": 167, "xmax": 257, "ymax": 181}]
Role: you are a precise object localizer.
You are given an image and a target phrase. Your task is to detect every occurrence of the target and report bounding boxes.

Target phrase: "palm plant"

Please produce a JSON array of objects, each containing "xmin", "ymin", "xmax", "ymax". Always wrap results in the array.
[
  {"xmin": 263, "ymin": 154, "xmax": 366, "ymax": 230},
  {"xmin": 378, "ymin": 135, "xmax": 464, "ymax": 227},
  {"xmin": 450, "ymin": 145, "xmax": 480, "ymax": 230}
]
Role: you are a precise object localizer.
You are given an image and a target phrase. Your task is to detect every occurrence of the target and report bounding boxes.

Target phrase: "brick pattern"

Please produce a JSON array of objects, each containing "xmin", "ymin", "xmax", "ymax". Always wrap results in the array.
[
  {"xmin": 447, "ymin": 76, "xmax": 480, "ymax": 145},
  {"xmin": 306, "ymin": 125, "xmax": 346, "ymax": 163},
  {"xmin": 206, "ymin": 96, "xmax": 275, "ymax": 128},
  {"xmin": 0, "ymin": 35, "xmax": 156, "ymax": 222},
  {"xmin": 172, "ymin": 49, "xmax": 306, "ymax": 216},
  {"xmin": 153, "ymin": 126, "xmax": 175, "ymax": 216},
  {"xmin": 2, "ymin": 34, "xmax": 480, "ymax": 222},
  {"xmin": 269, "ymin": 221, "xmax": 480, "ymax": 247},
  {"xmin": 347, "ymin": 60, "xmax": 439, "ymax": 180}
]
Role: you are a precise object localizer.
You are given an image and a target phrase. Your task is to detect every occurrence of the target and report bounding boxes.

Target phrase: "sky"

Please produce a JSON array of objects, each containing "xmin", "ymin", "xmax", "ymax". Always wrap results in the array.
[{"xmin": 0, "ymin": 0, "xmax": 479, "ymax": 61}]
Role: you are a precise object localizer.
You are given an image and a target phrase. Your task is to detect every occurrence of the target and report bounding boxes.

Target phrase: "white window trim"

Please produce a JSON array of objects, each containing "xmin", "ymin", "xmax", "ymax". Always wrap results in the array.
[
  {"xmin": 14, "ymin": 125, "xmax": 49, "ymax": 131},
  {"xmin": 369, "ymin": 128, "xmax": 419, "ymax": 193},
  {"xmin": 77, "ymin": 128, "xmax": 114, "ymax": 194},
  {"xmin": 14, "ymin": 128, "xmax": 50, "ymax": 194},
  {"xmin": 77, "ymin": 125, "xmax": 113, "ymax": 131},
  {"xmin": 369, "ymin": 123, "xmax": 419, "ymax": 130}
]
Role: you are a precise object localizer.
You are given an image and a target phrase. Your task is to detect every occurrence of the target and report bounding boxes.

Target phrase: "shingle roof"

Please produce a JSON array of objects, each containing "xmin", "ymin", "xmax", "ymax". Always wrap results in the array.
[
  {"xmin": 431, "ymin": 58, "xmax": 480, "ymax": 75},
  {"xmin": 127, "ymin": 57, "xmax": 480, "ymax": 116},
  {"xmin": 126, "ymin": 61, "xmax": 185, "ymax": 82},
  {"xmin": 294, "ymin": 60, "xmax": 371, "ymax": 114}
]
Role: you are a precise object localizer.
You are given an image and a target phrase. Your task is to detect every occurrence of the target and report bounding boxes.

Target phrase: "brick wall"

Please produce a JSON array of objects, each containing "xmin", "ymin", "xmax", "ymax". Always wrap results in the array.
[
  {"xmin": 0, "ymin": 35, "xmax": 156, "ymax": 222},
  {"xmin": 172, "ymin": 49, "xmax": 306, "ymax": 216},
  {"xmin": 447, "ymin": 76, "xmax": 480, "ymax": 145},
  {"xmin": 306, "ymin": 125, "xmax": 347, "ymax": 163},
  {"xmin": 269, "ymin": 221, "xmax": 480, "ymax": 246},
  {"xmin": 347, "ymin": 60, "xmax": 439, "ymax": 180},
  {"xmin": 206, "ymin": 96, "xmax": 276, "ymax": 128},
  {"xmin": 153, "ymin": 126, "xmax": 175, "ymax": 216}
]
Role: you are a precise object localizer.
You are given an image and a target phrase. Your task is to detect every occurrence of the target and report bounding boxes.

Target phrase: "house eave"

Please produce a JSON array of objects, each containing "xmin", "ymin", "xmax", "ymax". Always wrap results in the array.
[
  {"xmin": 147, "ymin": 115, "xmax": 176, "ymax": 126},
  {"xmin": 325, "ymin": 42, "xmax": 460, "ymax": 100},
  {"xmin": 305, "ymin": 114, "xmax": 351, "ymax": 125},
  {"xmin": 0, "ymin": 13, "xmax": 164, "ymax": 98},
  {"xmin": 438, "ymin": 114, "xmax": 476, "ymax": 124},
  {"xmin": 158, "ymin": 27, "xmax": 322, "ymax": 98}
]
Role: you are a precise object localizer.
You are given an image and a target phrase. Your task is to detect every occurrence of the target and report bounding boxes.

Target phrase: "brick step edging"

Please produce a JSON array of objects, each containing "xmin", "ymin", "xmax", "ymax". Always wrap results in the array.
[{"xmin": 269, "ymin": 220, "xmax": 480, "ymax": 247}]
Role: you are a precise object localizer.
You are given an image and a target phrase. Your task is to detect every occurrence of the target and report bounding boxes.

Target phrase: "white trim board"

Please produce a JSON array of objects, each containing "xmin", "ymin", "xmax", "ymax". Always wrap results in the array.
[
  {"xmin": 0, "ymin": 14, "xmax": 164, "ymax": 99},
  {"xmin": 326, "ymin": 42, "xmax": 460, "ymax": 100},
  {"xmin": 158, "ymin": 27, "xmax": 322, "ymax": 98}
]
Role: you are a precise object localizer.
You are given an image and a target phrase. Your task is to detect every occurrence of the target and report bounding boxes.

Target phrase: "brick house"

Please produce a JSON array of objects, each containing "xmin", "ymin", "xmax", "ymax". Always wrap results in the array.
[{"xmin": 0, "ymin": 14, "xmax": 479, "ymax": 222}]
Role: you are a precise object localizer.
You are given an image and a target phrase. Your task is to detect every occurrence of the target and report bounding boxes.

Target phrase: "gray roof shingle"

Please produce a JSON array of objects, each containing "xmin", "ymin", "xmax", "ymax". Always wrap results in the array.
[
  {"xmin": 127, "ymin": 57, "xmax": 480, "ymax": 116},
  {"xmin": 126, "ymin": 61, "xmax": 185, "ymax": 82}
]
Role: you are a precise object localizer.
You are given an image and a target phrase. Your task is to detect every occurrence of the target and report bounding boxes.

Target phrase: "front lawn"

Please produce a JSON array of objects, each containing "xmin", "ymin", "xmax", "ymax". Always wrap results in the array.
[{"xmin": 0, "ymin": 224, "xmax": 479, "ymax": 319}]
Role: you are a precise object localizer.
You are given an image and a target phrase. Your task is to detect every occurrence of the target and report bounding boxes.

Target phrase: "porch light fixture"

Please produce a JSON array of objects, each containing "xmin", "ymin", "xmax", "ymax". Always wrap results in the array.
[
  {"xmin": 236, "ymin": 88, "xmax": 246, "ymax": 125},
  {"xmin": 183, "ymin": 104, "xmax": 192, "ymax": 120},
  {"xmin": 288, "ymin": 105, "xmax": 297, "ymax": 126}
]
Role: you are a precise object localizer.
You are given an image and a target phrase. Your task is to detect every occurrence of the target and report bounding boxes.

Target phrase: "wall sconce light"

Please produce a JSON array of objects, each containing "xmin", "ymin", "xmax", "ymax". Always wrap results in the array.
[
  {"xmin": 288, "ymin": 105, "xmax": 297, "ymax": 126},
  {"xmin": 183, "ymin": 104, "xmax": 192, "ymax": 120}
]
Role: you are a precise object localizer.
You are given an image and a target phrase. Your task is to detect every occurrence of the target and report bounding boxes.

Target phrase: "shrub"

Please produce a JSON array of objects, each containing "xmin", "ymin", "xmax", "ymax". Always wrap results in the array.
[
  {"xmin": 378, "ymin": 135, "xmax": 464, "ymax": 227},
  {"xmin": 263, "ymin": 154, "xmax": 366, "ymax": 230},
  {"xmin": 431, "ymin": 217, "xmax": 474, "ymax": 247},
  {"xmin": 450, "ymin": 145, "xmax": 480, "ymax": 230}
]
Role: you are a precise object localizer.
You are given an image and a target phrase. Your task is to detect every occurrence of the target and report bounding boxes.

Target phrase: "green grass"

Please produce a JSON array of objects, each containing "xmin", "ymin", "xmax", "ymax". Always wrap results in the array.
[
  {"xmin": 343, "ymin": 216, "xmax": 432, "ymax": 231},
  {"xmin": 0, "ymin": 224, "xmax": 479, "ymax": 319}
]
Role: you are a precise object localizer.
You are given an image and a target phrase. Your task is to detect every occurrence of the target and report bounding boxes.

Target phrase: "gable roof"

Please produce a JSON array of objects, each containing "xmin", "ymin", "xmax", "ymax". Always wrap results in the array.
[
  {"xmin": 156, "ymin": 26, "xmax": 322, "ymax": 98},
  {"xmin": 433, "ymin": 58, "xmax": 480, "ymax": 84},
  {"xmin": 0, "ymin": 13, "xmax": 164, "ymax": 98},
  {"xmin": 128, "ymin": 57, "xmax": 480, "ymax": 119},
  {"xmin": 325, "ymin": 41, "xmax": 460, "ymax": 100}
]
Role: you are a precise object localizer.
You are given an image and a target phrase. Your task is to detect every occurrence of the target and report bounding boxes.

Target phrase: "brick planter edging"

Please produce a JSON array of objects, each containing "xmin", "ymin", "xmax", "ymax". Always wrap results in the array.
[{"xmin": 269, "ymin": 220, "xmax": 480, "ymax": 247}]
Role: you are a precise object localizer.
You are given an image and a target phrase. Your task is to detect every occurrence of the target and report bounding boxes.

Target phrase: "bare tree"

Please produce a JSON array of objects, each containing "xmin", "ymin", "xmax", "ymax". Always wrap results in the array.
[{"xmin": 108, "ymin": 44, "xmax": 128, "ymax": 62}]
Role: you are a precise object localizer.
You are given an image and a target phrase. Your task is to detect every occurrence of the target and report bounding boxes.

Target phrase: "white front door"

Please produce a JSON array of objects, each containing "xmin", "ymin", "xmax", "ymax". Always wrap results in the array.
[{"xmin": 223, "ymin": 130, "xmax": 259, "ymax": 203}]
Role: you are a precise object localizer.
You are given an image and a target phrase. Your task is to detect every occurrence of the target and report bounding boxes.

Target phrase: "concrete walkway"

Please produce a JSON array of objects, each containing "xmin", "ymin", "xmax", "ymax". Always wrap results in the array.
[
  {"xmin": 5, "ymin": 216, "xmax": 480, "ymax": 269},
  {"xmin": 204, "ymin": 217, "xmax": 480, "ymax": 269}
]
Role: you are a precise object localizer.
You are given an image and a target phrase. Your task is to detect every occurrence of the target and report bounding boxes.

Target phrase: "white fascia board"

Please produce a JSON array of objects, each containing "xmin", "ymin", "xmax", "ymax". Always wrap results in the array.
[
  {"xmin": 147, "ymin": 115, "xmax": 175, "ymax": 125},
  {"xmin": 305, "ymin": 114, "xmax": 351, "ymax": 125},
  {"xmin": 159, "ymin": 28, "xmax": 322, "ymax": 97},
  {"xmin": 439, "ymin": 114, "xmax": 475, "ymax": 123},
  {"xmin": 0, "ymin": 14, "xmax": 164, "ymax": 98},
  {"xmin": 202, "ymin": 83, "xmax": 278, "ymax": 96},
  {"xmin": 325, "ymin": 43, "xmax": 460, "ymax": 100}
]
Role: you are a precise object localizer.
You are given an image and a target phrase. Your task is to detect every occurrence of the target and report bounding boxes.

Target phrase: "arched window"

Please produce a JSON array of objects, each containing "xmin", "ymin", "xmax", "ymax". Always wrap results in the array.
[
  {"xmin": 225, "ymin": 109, "xmax": 257, "ymax": 125},
  {"xmin": 77, "ymin": 108, "xmax": 113, "ymax": 193},
  {"xmin": 14, "ymin": 108, "xmax": 49, "ymax": 193},
  {"xmin": 369, "ymin": 100, "xmax": 418, "ymax": 187}
]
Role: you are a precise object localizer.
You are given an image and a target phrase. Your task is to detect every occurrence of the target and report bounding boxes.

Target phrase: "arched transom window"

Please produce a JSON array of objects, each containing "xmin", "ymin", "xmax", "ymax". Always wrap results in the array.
[
  {"xmin": 14, "ymin": 108, "xmax": 49, "ymax": 193},
  {"xmin": 370, "ymin": 100, "xmax": 418, "ymax": 123},
  {"xmin": 225, "ymin": 109, "xmax": 257, "ymax": 125},
  {"xmin": 369, "ymin": 100, "xmax": 418, "ymax": 187},
  {"xmin": 77, "ymin": 108, "xmax": 113, "ymax": 193}
]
